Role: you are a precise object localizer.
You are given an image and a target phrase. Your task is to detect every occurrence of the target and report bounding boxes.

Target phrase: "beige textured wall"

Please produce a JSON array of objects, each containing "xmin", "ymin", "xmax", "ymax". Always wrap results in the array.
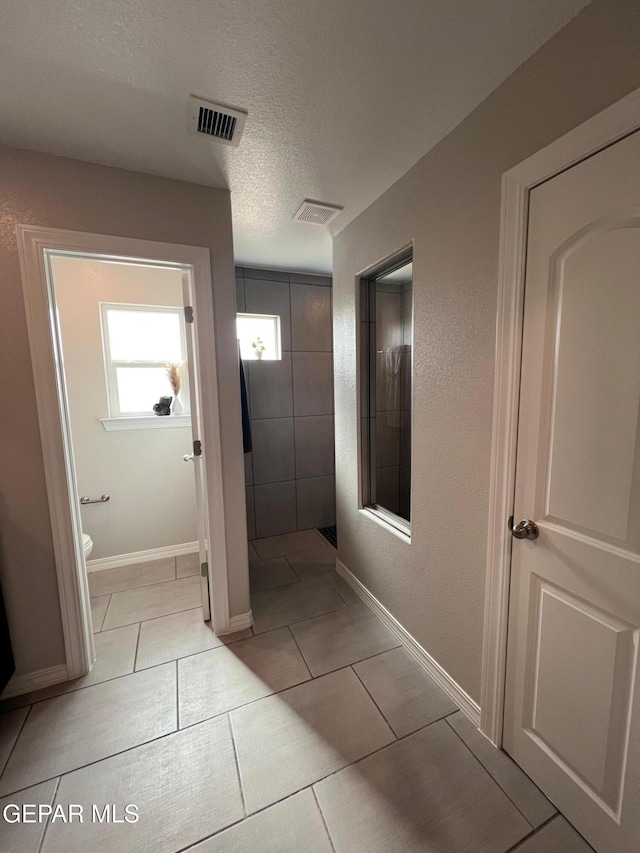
[
  {"xmin": 333, "ymin": 0, "xmax": 640, "ymax": 703},
  {"xmin": 0, "ymin": 148, "xmax": 249, "ymax": 679},
  {"xmin": 52, "ymin": 257, "xmax": 198, "ymax": 560}
]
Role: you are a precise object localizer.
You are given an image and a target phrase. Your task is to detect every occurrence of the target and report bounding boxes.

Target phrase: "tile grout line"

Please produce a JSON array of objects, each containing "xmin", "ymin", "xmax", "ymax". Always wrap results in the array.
[
  {"xmin": 250, "ymin": 412, "xmax": 333, "ymax": 421},
  {"xmin": 175, "ymin": 647, "xmax": 412, "ymax": 734},
  {"xmin": 504, "ymin": 814, "xmax": 562, "ymax": 852},
  {"xmin": 326, "ymin": 576, "xmax": 354, "ymax": 608},
  {"xmin": 0, "ymin": 657, "xmax": 179, "ymax": 716},
  {"xmin": 339, "ymin": 711, "xmax": 458, "ymax": 779},
  {"xmin": 90, "ymin": 566, "xmax": 180, "ymax": 600},
  {"xmin": 0, "ymin": 688, "xmax": 185, "ymax": 801},
  {"xmin": 5, "ymin": 564, "xmax": 412, "ymax": 800},
  {"xmin": 2, "ymin": 595, "xmax": 345, "ymax": 714},
  {"xmin": 0, "ymin": 692, "xmax": 477, "ymax": 809},
  {"xmin": 3, "ymin": 571, "xmax": 362, "ymax": 715},
  {"xmin": 310, "ymin": 642, "xmax": 404, "ymax": 682},
  {"xmin": 286, "ymin": 625, "xmax": 313, "ymax": 680},
  {"xmin": 97, "ymin": 572, "xmax": 201, "ymax": 602},
  {"xmin": 0, "ymin": 702, "xmax": 33, "ymax": 777},
  {"xmin": 280, "ymin": 714, "xmax": 455, "ymax": 799},
  {"xmin": 93, "ymin": 621, "xmax": 145, "ymax": 637},
  {"xmin": 253, "ymin": 541, "xmax": 332, "ymax": 561},
  {"xmin": 5, "ymin": 538, "xmax": 575, "ymax": 851},
  {"xmin": 251, "ymin": 530, "xmax": 326, "ymax": 560},
  {"xmin": 2, "ymin": 649, "xmax": 441, "ymax": 799},
  {"xmin": 250, "ymin": 577, "xmax": 300, "ymax": 595},
  {"xmin": 36, "ymin": 774, "xmax": 60, "ymax": 853},
  {"xmin": 129, "ymin": 603, "xmax": 202, "ymax": 628},
  {"xmin": 311, "ymin": 527, "xmax": 331, "ymax": 547},
  {"xmin": 98, "ymin": 594, "xmax": 111, "ymax": 631},
  {"xmin": 132, "ymin": 621, "xmax": 142, "ymax": 672},
  {"xmin": 0, "ymin": 635, "xmax": 251, "ymax": 717},
  {"xmin": 102, "ymin": 600, "xmax": 205, "ymax": 633},
  {"xmin": 178, "ymin": 787, "xmax": 323, "ymax": 851},
  {"xmin": 0, "ymin": 724, "xmax": 183, "ymax": 802},
  {"xmin": 252, "ymin": 603, "xmax": 344, "ymax": 636},
  {"xmin": 175, "ymin": 658, "xmax": 180, "ymax": 730},
  {"xmin": 311, "ymin": 786, "xmax": 338, "ymax": 853},
  {"xmin": 444, "ymin": 715, "xmax": 536, "ymax": 831},
  {"xmin": 283, "ymin": 554, "xmax": 301, "ymax": 581},
  {"xmin": 6, "ymin": 636, "xmax": 404, "ymax": 796},
  {"xmin": 183, "ymin": 724, "xmax": 464, "ymax": 849},
  {"xmin": 350, "ymin": 664, "xmax": 399, "ymax": 739},
  {"xmin": 227, "ymin": 713, "xmax": 247, "ymax": 817}
]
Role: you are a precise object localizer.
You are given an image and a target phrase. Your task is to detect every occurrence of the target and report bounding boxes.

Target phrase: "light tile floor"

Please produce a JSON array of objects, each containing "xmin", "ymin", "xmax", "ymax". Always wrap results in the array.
[{"xmin": 0, "ymin": 528, "xmax": 594, "ymax": 852}]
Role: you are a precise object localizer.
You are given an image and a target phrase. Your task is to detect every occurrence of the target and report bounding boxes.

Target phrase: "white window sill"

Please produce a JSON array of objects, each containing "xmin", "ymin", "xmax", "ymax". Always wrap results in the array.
[
  {"xmin": 100, "ymin": 415, "xmax": 192, "ymax": 432},
  {"xmin": 360, "ymin": 506, "xmax": 411, "ymax": 543}
]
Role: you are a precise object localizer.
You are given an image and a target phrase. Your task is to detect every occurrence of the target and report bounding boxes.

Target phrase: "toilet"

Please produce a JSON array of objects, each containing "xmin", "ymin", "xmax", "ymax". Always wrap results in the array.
[{"xmin": 82, "ymin": 533, "xmax": 93, "ymax": 560}]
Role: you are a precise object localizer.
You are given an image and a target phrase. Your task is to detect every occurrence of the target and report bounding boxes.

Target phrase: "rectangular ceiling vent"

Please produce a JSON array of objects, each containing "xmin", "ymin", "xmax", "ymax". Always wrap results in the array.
[
  {"xmin": 293, "ymin": 199, "xmax": 343, "ymax": 226},
  {"xmin": 189, "ymin": 96, "xmax": 247, "ymax": 147}
]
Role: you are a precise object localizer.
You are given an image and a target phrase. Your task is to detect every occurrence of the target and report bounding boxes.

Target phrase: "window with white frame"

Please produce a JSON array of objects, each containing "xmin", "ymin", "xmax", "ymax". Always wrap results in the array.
[
  {"xmin": 100, "ymin": 303, "xmax": 190, "ymax": 416},
  {"xmin": 236, "ymin": 313, "xmax": 281, "ymax": 360}
]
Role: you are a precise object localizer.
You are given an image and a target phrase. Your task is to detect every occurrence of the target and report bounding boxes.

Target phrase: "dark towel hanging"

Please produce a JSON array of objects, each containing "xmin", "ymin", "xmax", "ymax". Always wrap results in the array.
[{"xmin": 238, "ymin": 343, "xmax": 252, "ymax": 454}]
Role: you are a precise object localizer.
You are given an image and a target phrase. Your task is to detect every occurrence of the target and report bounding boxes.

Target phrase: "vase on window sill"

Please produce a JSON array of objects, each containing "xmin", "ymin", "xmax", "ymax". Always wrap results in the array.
[
  {"xmin": 172, "ymin": 395, "xmax": 184, "ymax": 415},
  {"xmin": 254, "ymin": 351, "xmax": 263, "ymax": 360}
]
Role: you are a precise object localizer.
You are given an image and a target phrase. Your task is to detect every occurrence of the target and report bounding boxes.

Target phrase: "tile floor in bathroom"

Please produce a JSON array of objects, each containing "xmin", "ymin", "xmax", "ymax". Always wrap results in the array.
[{"xmin": 0, "ymin": 528, "xmax": 592, "ymax": 853}]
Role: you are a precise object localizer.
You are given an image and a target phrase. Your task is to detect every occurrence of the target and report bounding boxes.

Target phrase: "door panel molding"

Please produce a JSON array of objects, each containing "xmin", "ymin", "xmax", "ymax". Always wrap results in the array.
[
  {"xmin": 523, "ymin": 575, "xmax": 637, "ymax": 819},
  {"xmin": 543, "ymin": 224, "xmax": 640, "ymax": 541},
  {"xmin": 481, "ymin": 85, "xmax": 640, "ymax": 747}
]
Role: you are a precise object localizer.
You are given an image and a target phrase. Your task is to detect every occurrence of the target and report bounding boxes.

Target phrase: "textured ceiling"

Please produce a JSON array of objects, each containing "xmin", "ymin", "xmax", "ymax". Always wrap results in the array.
[{"xmin": 0, "ymin": 0, "xmax": 588, "ymax": 273}]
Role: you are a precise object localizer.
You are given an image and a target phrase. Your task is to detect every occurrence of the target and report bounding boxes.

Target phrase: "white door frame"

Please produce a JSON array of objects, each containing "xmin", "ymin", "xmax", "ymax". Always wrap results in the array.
[
  {"xmin": 16, "ymin": 225, "xmax": 231, "ymax": 680},
  {"xmin": 480, "ymin": 86, "xmax": 640, "ymax": 747}
]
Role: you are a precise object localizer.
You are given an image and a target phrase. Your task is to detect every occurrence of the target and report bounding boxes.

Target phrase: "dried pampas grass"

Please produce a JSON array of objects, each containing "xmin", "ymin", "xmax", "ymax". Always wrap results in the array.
[{"xmin": 166, "ymin": 362, "xmax": 182, "ymax": 396}]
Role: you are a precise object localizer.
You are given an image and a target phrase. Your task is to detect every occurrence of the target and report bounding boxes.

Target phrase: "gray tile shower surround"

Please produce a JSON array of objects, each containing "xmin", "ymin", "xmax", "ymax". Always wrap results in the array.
[
  {"xmin": 0, "ymin": 528, "xmax": 592, "ymax": 853},
  {"xmin": 237, "ymin": 267, "xmax": 336, "ymax": 539}
]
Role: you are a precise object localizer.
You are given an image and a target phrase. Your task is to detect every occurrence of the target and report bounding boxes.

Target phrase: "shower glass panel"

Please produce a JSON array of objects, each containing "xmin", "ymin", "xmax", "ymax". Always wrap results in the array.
[{"xmin": 361, "ymin": 255, "xmax": 412, "ymax": 526}]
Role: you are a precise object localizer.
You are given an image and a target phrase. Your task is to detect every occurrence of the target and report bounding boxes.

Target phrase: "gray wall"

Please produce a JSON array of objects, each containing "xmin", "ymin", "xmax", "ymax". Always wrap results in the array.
[
  {"xmin": 236, "ymin": 267, "xmax": 335, "ymax": 539},
  {"xmin": 0, "ymin": 146, "xmax": 249, "ymax": 682},
  {"xmin": 333, "ymin": 0, "xmax": 640, "ymax": 704}
]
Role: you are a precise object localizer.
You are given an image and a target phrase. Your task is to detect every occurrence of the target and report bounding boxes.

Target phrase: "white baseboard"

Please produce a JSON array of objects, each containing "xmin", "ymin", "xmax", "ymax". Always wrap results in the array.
[
  {"xmin": 336, "ymin": 559, "xmax": 481, "ymax": 727},
  {"xmin": 1, "ymin": 663, "xmax": 69, "ymax": 699},
  {"xmin": 226, "ymin": 611, "xmax": 253, "ymax": 633},
  {"xmin": 87, "ymin": 541, "xmax": 199, "ymax": 573}
]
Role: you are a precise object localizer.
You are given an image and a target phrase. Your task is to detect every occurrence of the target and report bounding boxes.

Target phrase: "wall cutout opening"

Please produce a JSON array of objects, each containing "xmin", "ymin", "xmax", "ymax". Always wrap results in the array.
[
  {"xmin": 360, "ymin": 253, "xmax": 412, "ymax": 533},
  {"xmin": 236, "ymin": 313, "xmax": 282, "ymax": 360}
]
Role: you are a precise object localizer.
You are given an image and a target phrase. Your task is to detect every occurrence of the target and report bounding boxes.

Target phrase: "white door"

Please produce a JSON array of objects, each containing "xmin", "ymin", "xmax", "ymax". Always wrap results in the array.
[
  {"xmin": 181, "ymin": 276, "xmax": 211, "ymax": 622},
  {"xmin": 503, "ymin": 130, "xmax": 640, "ymax": 853}
]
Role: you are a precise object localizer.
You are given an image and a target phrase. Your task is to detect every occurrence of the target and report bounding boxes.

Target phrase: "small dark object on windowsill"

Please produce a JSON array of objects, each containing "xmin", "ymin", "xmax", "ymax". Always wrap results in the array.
[{"xmin": 153, "ymin": 396, "xmax": 173, "ymax": 416}]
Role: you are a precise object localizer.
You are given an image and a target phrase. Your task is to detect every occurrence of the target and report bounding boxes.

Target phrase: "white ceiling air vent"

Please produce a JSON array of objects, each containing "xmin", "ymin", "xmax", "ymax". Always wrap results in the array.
[
  {"xmin": 189, "ymin": 96, "xmax": 247, "ymax": 147},
  {"xmin": 293, "ymin": 200, "xmax": 343, "ymax": 226}
]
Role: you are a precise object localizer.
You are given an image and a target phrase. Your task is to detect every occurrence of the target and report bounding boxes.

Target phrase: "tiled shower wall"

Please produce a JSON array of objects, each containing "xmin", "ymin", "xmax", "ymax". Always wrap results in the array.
[{"xmin": 236, "ymin": 267, "xmax": 335, "ymax": 539}]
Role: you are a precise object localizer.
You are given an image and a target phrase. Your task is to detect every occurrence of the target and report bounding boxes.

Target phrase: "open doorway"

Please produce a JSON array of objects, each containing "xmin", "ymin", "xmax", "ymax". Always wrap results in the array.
[
  {"xmin": 49, "ymin": 254, "xmax": 211, "ymax": 663},
  {"xmin": 17, "ymin": 227, "xmax": 232, "ymax": 683}
]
